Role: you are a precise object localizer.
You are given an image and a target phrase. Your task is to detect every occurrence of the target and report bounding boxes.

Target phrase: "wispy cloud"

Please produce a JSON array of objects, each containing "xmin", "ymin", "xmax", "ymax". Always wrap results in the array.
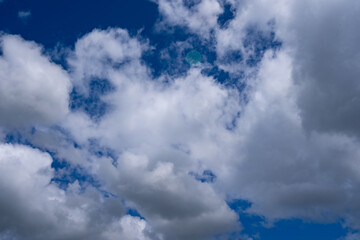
[{"xmin": 18, "ymin": 10, "xmax": 31, "ymax": 20}]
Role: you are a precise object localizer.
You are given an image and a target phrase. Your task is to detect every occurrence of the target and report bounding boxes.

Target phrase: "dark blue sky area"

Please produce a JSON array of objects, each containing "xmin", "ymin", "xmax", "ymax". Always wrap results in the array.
[
  {"xmin": 227, "ymin": 199, "xmax": 348, "ymax": 240},
  {"xmin": 0, "ymin": 0, "xmax": 158, "ymax": 48}
]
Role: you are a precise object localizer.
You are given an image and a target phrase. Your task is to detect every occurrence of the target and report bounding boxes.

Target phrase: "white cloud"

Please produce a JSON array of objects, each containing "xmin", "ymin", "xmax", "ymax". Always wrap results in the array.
[
  {"xmin": 339, "ymin": 232, "xmax": 360, "ymax": 240},
  {"xmin": 65, "ymin": 28, "xmax": 241, "ymax": 239},
  {"xmin": 68, "ymin": 28, "xmax": 147, "ymax": 94},
  {"xmin": 102, "ymin": 215, "xmax": 154, "ymax": 240},
  {"xmin": 17, "ymin": 10, "xmax": 31, "ymax": 20},
  {"xmin": 0, "ymin": 143, "xmax": 79, "ymax": 239},
  {"xmin": 99, "ymin": 152, "xmax": 238, "ymax": 240},
  {"xmin": 0, "ymin": 34, "xmax": 71, "ymax": 128},
  {"xmin": 0, "ymin": 143, "xmax": 156, "ymax": 240},
  {"xmin": 154, "ymin": 0, "xmax": 223, "ymax": 37}
]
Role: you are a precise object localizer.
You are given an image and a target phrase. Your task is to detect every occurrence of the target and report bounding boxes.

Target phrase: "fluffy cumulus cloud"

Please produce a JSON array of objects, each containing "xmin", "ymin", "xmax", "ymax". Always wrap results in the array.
[
  {"xmin": 0, "ymin": 143, "xmax": 155, "ymax": 240},
  {"xmin": 1, "ymin": 0, "xmax": 360, "ymax": 239},
  {"xmin": 65, "ymin": 28, "xmax": 241, "ymax": 239},
  {"xmin": 68, "ymin": 28, "xmax": 146, "ymax": 92},
  {"xmin": 156, "ymin": 0, "xmax": 360, "ymax": 233},
  {"xmin": 154, "ymin": 0, "xmax": 223, "ymax": 37},
  {"xmin": 211, "ymin": 0, "xmax": 360, "ymax": 231},
  {"xmin": 1, "ymin": 28, "xmax": 241, "ymax": 240},
  {"xmin": 0, "ymin": 34, "xmax": 71, "ymax": 128}
]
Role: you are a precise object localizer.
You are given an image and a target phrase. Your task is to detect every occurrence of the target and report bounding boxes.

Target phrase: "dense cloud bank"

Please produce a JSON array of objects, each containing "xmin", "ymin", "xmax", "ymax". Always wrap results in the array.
[{"xmin": 1, "ymin": 0, "xmax": 360, "ymax": 239}]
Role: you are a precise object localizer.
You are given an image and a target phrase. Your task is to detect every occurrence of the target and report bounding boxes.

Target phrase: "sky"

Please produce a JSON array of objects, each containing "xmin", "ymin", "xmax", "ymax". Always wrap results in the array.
[{"xmin": 0, "ymin": 0, "xmax": 360, "ymax": 239}]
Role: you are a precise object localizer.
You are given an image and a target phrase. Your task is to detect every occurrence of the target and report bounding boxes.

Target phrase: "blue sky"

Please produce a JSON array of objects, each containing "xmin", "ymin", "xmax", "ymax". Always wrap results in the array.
[{"xmin": 1, "ymin": 0, "xmax": 360, "ymax": 240}]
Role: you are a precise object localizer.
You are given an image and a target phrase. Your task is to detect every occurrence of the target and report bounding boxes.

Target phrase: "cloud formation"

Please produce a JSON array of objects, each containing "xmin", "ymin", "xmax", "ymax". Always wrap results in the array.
[
  {"xmin": 212, "ymin": 0, "xmax": 360, "ymax": 230},
  {"xmin": 0, "ymin": 34, "xmax": 71, "ymax": 128},
  {"xmin": 154, "ymin": 0, "xmax": 223, "ymax": 37},
  {"xmin": 1, "ymin": 0, "xmax": 360, "ymax": 239},
  {"xmin": 155, "ymin": 0, "xmax": 360, "ymax": 232},
  {"xmin": 65, "ymin": 28, "xmax": 241, "ymax": 240},
  {"xmin": 0, "ymin": 143, "xmax": 156, "ymax": 240}
]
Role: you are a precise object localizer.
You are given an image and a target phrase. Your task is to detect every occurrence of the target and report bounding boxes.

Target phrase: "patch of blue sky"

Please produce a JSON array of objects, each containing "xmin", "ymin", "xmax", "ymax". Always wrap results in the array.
[
  {"xmin": 127, "ymin": 208, "xmax": 146, "ymax": 220},
  {"xmin": 257, "ymin": 220, "xmax": 348, "ymax": 240},
  {"xmin": 217, "ymin": 28, "xmax": 281, "ymax": 70},
  {"xmin": 142, "ymin": 26, "xmax": 211, "ymax": 78},
  {"xmin": 70, "ymin": 78, "xmax": 114, "ymax": 120},
  {"xmin": 171, "ymin": 26, "xmax": 280, "ymax": 93},
  {"xmin": 88, "ymin": 138, "xmax": 118, "ymax": 166},
  {"xmin": 4, "ymin": 126, "xmax": 78, "ymax": 150},
  {"xmin": 221, "ymin": 50, "xmax": 243, "ymax": 64},
  {"xmin": 201, "ymin": 66, "xmax": 245, "ymax": 87},
  {"xmin": 225, "ymin": 111, "xmax": 242, "ymax": 131},
  {"xmin": 0, "ymin": 0, "xmax": 158, "ymax": 48},
  {"xmin": 227, "ymin": 199, "xmax": 350, "ymax": 240},
  {"xmin": 183, "ymin": 0, "xmax": 202, "ymax": 9},
  {"xmin": 217, "ymin": 3, "xmax": 236, "ymax": 29},
  {"xmin": 49, "ymin": 125, "xmax": 81, "ymax": 147},
  {"xmin": 189, "ymin": 170, "xmax": 216, "ymax": 183},
  {"xmin": 51, "ymin": 157, "xmax": 101, "ymax": 191},
  {"xmin": 243, "ymin": 28, "xmax": 282, "ymax": 67},
  {"xmin": 170, "ymin": 143, "xmax": 191, "ymax": 155},
  {"xmin": 4, "ymin": 131, "xmax": 27, "ymax": 145},
  {"xmin": 142, "ymin": 38, "xmax": 187, "ymax": 78},
  {"xmin": 3, "ymin": 129, "xmax": 46, "ymax": 149},
  {"xmin": 201, "ymin": 66, "xmax": 230, "ymax": 83}
]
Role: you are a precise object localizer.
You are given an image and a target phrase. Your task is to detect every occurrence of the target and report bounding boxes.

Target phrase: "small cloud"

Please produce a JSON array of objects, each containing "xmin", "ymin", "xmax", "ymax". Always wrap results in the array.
[{"xmin": 18, "ymin": 10, "xmax": 31, "ymax": 20}]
